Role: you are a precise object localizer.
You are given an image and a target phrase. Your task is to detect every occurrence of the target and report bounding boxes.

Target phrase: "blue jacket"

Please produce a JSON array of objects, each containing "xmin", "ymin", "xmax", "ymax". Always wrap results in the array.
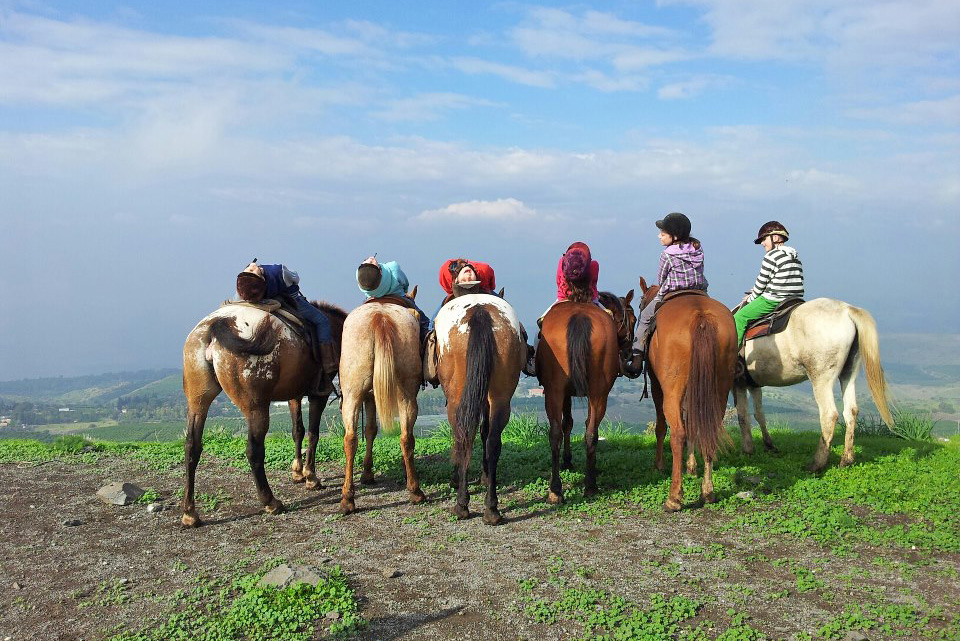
[
  {"xmin": 358, "ymin": 261, "xmax": 409, "ymax": 299},
  {"xmin": 261, "ymin": 264, "xmax": 301, "ymax": 299}
]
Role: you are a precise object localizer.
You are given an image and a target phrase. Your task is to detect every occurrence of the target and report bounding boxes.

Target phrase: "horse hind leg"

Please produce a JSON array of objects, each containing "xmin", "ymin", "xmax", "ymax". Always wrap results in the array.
[
  {"xmin": 545, "ymin": 391, "xmax": 566, "ymax": 504},
  {"xmin": 181, "ymin": 366, "xmax": 221, "ymax": 528},
  {"xmin": 838, "ymin": 357, "xmax": 861, "ymax": 467},
  {"xmin": 734, "ymin": 385, "xmax": 754, "ymax": 455},
  {"xmin": 753, "ymin": 387, "xmax": 777, "ymax": 452},
  {"xmin": 810, "ymin": 377, "xmax": 841, "ymax": 473},
  {"xmin": 289, "ymin": 398, "xmax": 307, "ymax": 483},
  {"xmin": 360, "ymin": 395, "xmax": 378, "ymax": 485},
  {"xmin": 482, "ymin": 403, "xmax": 509, "ymax": 526},
  {"xmin": 246, "ymin": 407, "xmax": 283, "ymax": 515},
  {"xmin": 561, "ymin": 394, "xmax": 574, "ymax": 470},
  {"xmin": 399, "ymin": 396, "xmax": 425, "ymax": 504},
  {"xmin": 303, "ymin": 396, "xmax": 325, "ymax": 489},
  {"xmin": 662, "ymin": 398, "xmax": 686, "ymax": 512},
  {"xmin": 339, "ymin": 394, "xmax": 362, "ymax": 514},
  {"xmin": 583, "ymin": 395, "xmax": 608, "ymax": 497}
]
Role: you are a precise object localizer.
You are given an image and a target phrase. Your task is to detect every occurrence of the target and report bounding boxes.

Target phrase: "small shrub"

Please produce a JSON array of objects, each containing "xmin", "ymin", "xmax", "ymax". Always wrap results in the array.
[
  {"xmin": 890, "ymin": 409, "xmax": 935, "ymax": 442},
  {"xmin": 49, "ymin": 435, "xmax": 98, "ymax": 454}
]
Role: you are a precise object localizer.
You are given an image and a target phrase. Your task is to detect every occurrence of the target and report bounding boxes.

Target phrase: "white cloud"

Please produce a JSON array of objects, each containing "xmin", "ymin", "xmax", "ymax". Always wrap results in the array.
[
  {"xmin": 657, "ymin": 75, "xmax": 732, "ymax": 100},
  {"xmin": 414, "ymin": 198, "xmax": 538, "ymax": 222},
  {"xmin": 846, "ymin": 95, "xmax": 960, "ymax": 127},
  {"xmin": 451, "ymin": 57, "xmax": 555, "ymax": 88},
  {"xmin": 371, "ymin": 92, "xmax": 500, "ymax": 122}
]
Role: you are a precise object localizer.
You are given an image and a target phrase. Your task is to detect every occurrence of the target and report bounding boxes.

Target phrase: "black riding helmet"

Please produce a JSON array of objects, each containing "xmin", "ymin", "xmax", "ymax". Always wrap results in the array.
[
  {"xmin": 655, "ymin": 212, "xmax": 691, "ymax": 241},
  {"xmin": 357, "ymin": 263, "xmax": 382, "ymax": 291}
]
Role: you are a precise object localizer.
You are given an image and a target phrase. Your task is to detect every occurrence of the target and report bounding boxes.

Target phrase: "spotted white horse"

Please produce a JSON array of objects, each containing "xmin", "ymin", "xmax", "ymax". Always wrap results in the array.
[{"xmin": 735, "ymin": 297, "xmax": 894, "ymax": 471}]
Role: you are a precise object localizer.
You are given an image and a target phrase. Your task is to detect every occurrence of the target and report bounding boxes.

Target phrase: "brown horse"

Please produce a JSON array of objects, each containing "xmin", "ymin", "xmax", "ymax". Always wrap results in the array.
[
  {"xmin": 435, "ymin": 293, "xmax": 525, "ymax": 525},
  {"xmin": 338, "ymin": 295, "xmax": 425, "ymax": 514},
  {"xmin": 180, "ymin": 300, "xmax": 346, "ymax": 527},
  {"xmin": 536, "ymin": 290, "xmax": 635, "ymax": 503},
  {"xmin": 636, "ymin": 278, "xmax": 737, "ymax": 511}
]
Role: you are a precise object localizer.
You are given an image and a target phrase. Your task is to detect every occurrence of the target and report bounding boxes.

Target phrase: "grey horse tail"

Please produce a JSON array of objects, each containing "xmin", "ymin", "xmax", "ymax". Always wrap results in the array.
[{"xmin": 209, "ymin": 317, "xmax": 278, "ymax": 356}]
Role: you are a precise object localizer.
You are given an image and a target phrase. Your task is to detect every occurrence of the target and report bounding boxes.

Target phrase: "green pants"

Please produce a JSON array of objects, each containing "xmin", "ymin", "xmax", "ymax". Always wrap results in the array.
[{"xmin": 734, "ymin": 296, "xmax": 780, "ymax": 345}]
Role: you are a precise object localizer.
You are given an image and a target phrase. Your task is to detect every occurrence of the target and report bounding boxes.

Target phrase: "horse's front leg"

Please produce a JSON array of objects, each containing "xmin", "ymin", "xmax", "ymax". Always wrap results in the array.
[
  {"xmin": 651, "ymin": 378, "xmax": 667, "ymax": 472},
  {"xmin": 303, "ymin": 395, "xmax": 326, "ymax": 489},
  {"xmin": 752, "ymin": 387, "xmax": 777, "ymax": 452},
  {"xmin": 733, "ymin": 384, "xmax": 754, "ymax": 454},
  {"xmin": 360, "ymin": 395, "xmax": 377, "ymax": 485},
  {"xmin": 246, "ymin": 408, "xmax": 283, "ymax": 515},
  {"xmin": 482, "ymin": 404, "xmax": 509, "ymax": 525},
  {"xmin": 289, "ymin": 398, "xmax": 306, "ymax": 482},
  {"xmin": 561, "ymin": 394, "xmax": 574, "ymax": 470}
]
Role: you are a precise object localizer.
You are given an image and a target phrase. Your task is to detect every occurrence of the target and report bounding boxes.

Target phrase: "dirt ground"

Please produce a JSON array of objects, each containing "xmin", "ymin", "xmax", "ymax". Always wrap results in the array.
[{"xmin": 1, "ymin": 453, "xmax": 957, "ymax": 641}]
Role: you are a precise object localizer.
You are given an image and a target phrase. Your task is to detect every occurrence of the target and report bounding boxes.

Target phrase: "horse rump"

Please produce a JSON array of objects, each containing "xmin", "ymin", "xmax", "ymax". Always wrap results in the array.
[
  {"xmin": 209, "ymin": 317, "xmax": 277, "ymax": 356},
  {"xmin": 453, "ymin": 307, "xmax": 495, "ymax": 463},
  {"xmin": 566, "ymin": 313, "xmax": 592, "ymax": 397}
]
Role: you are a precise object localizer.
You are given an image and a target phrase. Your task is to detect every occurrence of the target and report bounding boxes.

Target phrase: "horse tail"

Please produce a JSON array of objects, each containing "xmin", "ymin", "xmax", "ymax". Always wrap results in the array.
[
  {"xmin": 209, "ymin": 317, "xmax": 277, "ymax": 356},
  {"xmin": 847, "ymin": 305, "xmax": 895, "ymax": 427},
  {"xmin": 372, "ymin": 312, "xmax": 401, "ymax": 430},
  {"xmin": 453, "ymin": 307, "xmax": 495, "ymax": 464},
  {"xmin": 567, "ymin": 313, "xmax": 592, "ymax": 397},
  {"xmin": 684, "ymin": 314, "xmax": 727, "ymax": 460}
]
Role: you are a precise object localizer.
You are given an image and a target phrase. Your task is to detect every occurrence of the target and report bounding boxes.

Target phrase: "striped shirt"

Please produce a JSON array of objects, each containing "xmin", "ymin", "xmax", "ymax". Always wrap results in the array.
[{"xmin": 748, "ymin": 246, "xmax": 804, "ymax": 302}]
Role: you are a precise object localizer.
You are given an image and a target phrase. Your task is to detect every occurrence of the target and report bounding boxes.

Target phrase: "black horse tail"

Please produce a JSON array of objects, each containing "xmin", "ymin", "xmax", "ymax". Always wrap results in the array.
[
  {"xmin": 209, "ymin": 317, "xmax": 278, "ymax": 356},
  {"xmin": 567, "ymin": 313, "xmax": 592, "ymax": 397},
  {"xmin": 684, "ymin": 315, "xmax": 727, "ymax": 461},
  {"xmin": 453, "ymin": 307, "xmax": 495, "ymax": 465}
]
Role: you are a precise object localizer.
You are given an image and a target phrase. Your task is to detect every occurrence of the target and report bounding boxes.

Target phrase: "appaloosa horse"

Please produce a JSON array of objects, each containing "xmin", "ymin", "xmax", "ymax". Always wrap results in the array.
[
  {"xmin": 536, "ymin": 290, "xmax": 635, "ymax": 503},
  {"xmin": 338, "ymin": 294, "xmax": 425, "ymax": 514},
  {"xmin": 180, "ymin": 300, "xmax": 345, "ymax": 527},
  {"xmin": 435, "ymin": 293, "xmax": 525, "ymax": 525},
  {"xmin": 637, "ymin": 279, "xmax": 737, "ymax": 511},
  {"xmin": 734, "ymin": 297, "xmax": 894, "ymax": 471}
]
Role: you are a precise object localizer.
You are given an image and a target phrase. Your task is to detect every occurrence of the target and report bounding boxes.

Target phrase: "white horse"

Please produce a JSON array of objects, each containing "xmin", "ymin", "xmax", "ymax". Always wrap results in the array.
[
  {"xmin": 734, "ymin": 297, "xmax": 894, "ymax": 472},
  {"xmin": 338, "ymin": 295, "xmax": 425, "ymax": 514}
]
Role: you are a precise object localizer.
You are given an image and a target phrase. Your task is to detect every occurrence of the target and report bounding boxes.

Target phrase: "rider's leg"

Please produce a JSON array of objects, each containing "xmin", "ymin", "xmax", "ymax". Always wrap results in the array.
[{"xmin": 733, "ymin": 296, "xmax": 779, "ymax": 345}]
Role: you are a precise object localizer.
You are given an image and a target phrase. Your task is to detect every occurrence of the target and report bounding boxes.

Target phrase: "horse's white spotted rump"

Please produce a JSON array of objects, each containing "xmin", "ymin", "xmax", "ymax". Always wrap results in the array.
[{"xmin": 434, "ymin": 294, "xmax": 521, "ymax": 354}]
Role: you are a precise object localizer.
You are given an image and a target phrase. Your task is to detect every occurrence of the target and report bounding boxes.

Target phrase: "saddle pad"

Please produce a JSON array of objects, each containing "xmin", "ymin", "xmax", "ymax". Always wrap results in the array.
[{"xmin": 744, "ymin": 298, "xmax": 804, "ymax": 342}]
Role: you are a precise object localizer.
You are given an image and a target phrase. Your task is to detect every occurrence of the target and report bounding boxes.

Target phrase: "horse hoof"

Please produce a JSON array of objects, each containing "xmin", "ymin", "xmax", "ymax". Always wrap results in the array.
[
  {"xmin": 546, "ymin": 491, "xmax": 564, "ymax": 505},
  {"xmin": 340, "ymin": 499, "xmax": 356, "ymax": 515},
  {"xmin": 264, "ymin": 499, "xmax": 285, "ymax": 516},
  {"xmin": 409, "ymin": 489, "xmax": 426, "ymax": 504},
  {"xmin": 450, "ymin": 505, "xmax": 470, "ymax": 520},
  {"xmin": 483, "ymin": 509, "xmax": 504, "ymax": 526},
  {"xmin": 839, "ymin": 457, "xmax": 854, "ymax": 468},
  {"xmin": 291, "ymin": 473, "xmax": 306, "ymax": 484},
  {"xmin": 360, "ymin": 473, "xmax": 376, "ymax": 486},
  {"xmin": 763, "ymin": 442, "xmax": 779, "ymax": 453},
  {"xmin": 304, "ymin": 478, "xmax": 322, "ymax": 490},
  {"xmin": 663, "ymin": 499, "xmax": 682, "ymax": 513},
  {"xmin": 181, "ymin": 513, "xmax": 202, "ymax": 528}
]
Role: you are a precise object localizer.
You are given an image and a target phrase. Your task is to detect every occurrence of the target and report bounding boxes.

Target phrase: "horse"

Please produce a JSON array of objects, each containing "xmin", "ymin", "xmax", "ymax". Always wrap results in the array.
[
  {"xmin": 733, "ymin": 297, "xmax": 894, "ymax": 472},
  {"xmin": 435, "ymin": 293, "xmax": 525, "ymax": 525},
  {"xmin": 536, "ymin": 290, "xmax": 635, "ymax": 503},
  {"xmin": 180, "ymin": 300, "xmax": 346, "ymax": 527},
  {"xmin": 338, "ymin": 291, "xmax": 425, "ymax": 514},
  {"xmin": 636, "ymin": 279, "xmax": 737, "ymax": 511}
]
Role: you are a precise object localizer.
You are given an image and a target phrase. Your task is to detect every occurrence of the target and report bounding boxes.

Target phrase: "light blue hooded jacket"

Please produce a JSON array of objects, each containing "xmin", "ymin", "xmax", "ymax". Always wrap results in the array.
[{"xmin": 358, "ymin": 261, "xmax": 410, "ymax": 299}]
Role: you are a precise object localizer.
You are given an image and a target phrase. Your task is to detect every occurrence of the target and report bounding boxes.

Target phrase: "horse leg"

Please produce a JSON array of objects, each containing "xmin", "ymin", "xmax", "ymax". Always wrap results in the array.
[
  {"xmin": 399, "ymin": 397, "xmax": 425, "ymax": 503},
  {"xmin": 700, "ymin": 456, "xmax": 716, "ymax": 505},
  {"xmin": 734, "ymin": 384, "xmax": 754, "ymax": 454},
  {"xmin": 303, "ymin": 395, "xmax": 324, "ymax": 489},
  {"xmin": 482, "ymin": 403, "xmax": 509, "ymax": 526},
  {"xmin": 545, "ymin": 390, "xmax": 566, "ymax": 504},
  {"xmin": 839, "ymin": 365, "xmax": 860, "ymax": 467},
  {"xmin": 448, "ymin": 400, "xmax": 472, "ymax": 520},
  {"xmin": 479, "ymin": 401, "xmax": 491, "ymax": 487},
  {"xmin": 360, "ymin": 395, "xmax": 378, "ymax": 485},
  {"xmin": 583, "ymin": 395, "xmax": 608, "ymax": 497},
  {"xmin": 810, "ymin": 377, "xmax": 841, "ymax": 473},
  {"xmin": 561, "ymin": 394, "xmax": 574, "ymax": 470},
  {"xmin": 340, "ymin": 394, "xmax": 361, "ymax": 514},
  {"xmin": 652, "ymin": 379, "xmax": 667, "ymax": 472},
  {"xmin": 753, "ymin": 387, "xmax": 777, "ymax": 452},
  {"xmin": 181, "ymin": 374, "xmax": 220, "ymax": 528},
  {"xmin": 686, "ymin": 449, "xmax": 698, "ymax": 476},
  {"xmin": 289, "ymin": 398, "xmax": 306, "ymax": 483},
  {"xmin": 246, "ymin": 407, "xmax": 283, "ymax": 515},
  {"xmin": 662, "ymin": 398, "xmax": 686, "ymax": 512}
]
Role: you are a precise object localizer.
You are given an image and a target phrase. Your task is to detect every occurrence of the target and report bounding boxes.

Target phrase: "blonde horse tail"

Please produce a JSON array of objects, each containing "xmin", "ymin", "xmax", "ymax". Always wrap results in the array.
[
  {"xmin": 848, "ymin": 305, "xmax": 895, "ymax": 427},
  {"xmin": 372, "ymin": 312, "xmax": 401, "ymax": 431},
  {"xmin": 685, "ymin": 314, "xmax": 728, "ymax": 460}
]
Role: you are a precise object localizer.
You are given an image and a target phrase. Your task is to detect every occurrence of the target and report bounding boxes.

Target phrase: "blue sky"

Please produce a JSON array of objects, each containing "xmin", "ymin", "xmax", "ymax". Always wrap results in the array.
[{"xmin": 1, "ymin": 0, "xmax": 958, "ymax": 378}]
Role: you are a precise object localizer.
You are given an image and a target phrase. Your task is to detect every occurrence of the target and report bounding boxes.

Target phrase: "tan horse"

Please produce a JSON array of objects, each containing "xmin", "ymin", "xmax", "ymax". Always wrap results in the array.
[
  {"xmin": 180, "ymin": 301, "xmax": 345, "ymax": 527},
  {"xmin": 536, "ymin": 290, "xmax": 634, "ymax": 503},
  {"xmin": 338, "ymin": 295, "xmax": 425, "ymax": 514},
  {"xmin": 734, "ymin": 297, "xmax": 894, "ymax": 471},
  {"xmin": 436, "ymin": 294, "xmax": 525, "ymax": 525},
  {"xmin": 637, "ymin": 279, "xmax": 737, "ymax": 511}
]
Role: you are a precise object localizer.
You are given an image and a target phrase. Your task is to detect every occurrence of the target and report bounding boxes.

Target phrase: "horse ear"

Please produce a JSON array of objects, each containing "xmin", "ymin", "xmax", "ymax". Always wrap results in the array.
[
  {"xmin": 409, "ymin": 284, "xmax": 418, "ymax": 301},
  {"xmin": 624, "ymin": 289, "xmax": 634, "ymax": 305},
  {"xmin": 497, "ymin": 287, "xmax": 505, "ymax": 298},
  {"xmin": 637, "ymin": 277, "xmax": 648, "ymax": 293}
]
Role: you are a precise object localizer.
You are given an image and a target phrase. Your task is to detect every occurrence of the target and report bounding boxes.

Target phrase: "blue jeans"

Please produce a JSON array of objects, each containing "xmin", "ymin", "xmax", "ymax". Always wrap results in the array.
[
  {"xmin": 632, "ymin": 291, "xmax": 662, "ymax": 351},
  {"xmin": 293, "ymin": 293, "xmax": 332, "ymax": 344},
  {"xmin": 406, "ymin": 296, "xmax": 430, "ymax": 344}
]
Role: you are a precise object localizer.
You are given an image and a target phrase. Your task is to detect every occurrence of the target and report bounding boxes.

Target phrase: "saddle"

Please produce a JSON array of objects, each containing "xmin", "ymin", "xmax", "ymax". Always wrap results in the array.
[
  {"xmin": 223, "ymin": 296, "xmax": 320, "ymax": 362},
  {"xmin": 363, "ymin": 295, "xmax": 421, "ymax": 320},
  {"xmin": 743, "ymin": 297, "xmax": 804, "ymax": 342}
]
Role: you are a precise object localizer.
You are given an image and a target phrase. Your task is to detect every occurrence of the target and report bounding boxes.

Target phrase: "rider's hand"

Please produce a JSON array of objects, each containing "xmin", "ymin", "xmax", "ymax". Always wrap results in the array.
[
  {"xmin": 363, "ymin": 256, "xmax": 379, "ymax": 266},
  {"xmin": 244, "ymin": 262, "xmax": 263, "ymax": 276}
]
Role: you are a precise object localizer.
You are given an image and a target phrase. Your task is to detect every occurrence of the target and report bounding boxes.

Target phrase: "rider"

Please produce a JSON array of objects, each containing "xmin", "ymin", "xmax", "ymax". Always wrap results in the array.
[
  {"xmin": 539, "ymin": 242, "xmax": 602, "ymax": 321},
  {"xmin": 623, "ymin": 213, "xmax": 708, "ymax": 377},
  {"xmin": 356, "ymin": 255, "xmax": 430, "ymax": 346},
  {"xmin": 236, "ymin": 261, "xmax": 338, "ymax": 396},
  {"xmin": 733, "ymin": 221, "xmax": 804, "ymax": 345}
]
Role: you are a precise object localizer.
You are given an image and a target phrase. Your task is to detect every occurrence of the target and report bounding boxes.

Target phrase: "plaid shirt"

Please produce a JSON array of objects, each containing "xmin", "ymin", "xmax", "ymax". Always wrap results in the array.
[{"xmin": 657, "ymin": 242, "xmax": 708, "ymax": 293}]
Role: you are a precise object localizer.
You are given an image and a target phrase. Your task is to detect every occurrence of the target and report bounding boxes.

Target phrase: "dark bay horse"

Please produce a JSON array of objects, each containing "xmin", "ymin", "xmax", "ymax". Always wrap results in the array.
[
  {"xmin": 536, "ymin": 290, "xmax": 635, "ymax": 503},
  {"xmin": 180, "ymin": 300, "xmax": 346, "ymax": 527},
  {"xmin": 435, "ymin": 293, "xmax": 525, "ymax": 525},
  {"xmin": 338, "ymin": 296, "xmax": 425, "ymax": 514},
  {"xmin": 637, "ymin": 279, "xmax": 737, "ymax": 511}
]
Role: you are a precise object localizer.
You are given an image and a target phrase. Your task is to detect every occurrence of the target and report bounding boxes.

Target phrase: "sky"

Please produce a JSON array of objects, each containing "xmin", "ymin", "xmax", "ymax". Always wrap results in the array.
[{"xmin": 1, "ymin": 0, "xmax": 958, "ymax": 379}]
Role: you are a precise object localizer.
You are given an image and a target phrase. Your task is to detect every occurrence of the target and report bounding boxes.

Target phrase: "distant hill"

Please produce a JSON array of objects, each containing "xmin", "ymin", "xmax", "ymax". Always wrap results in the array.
[{"xmin": 0, "ymin": 369, "xmax": 181, "ymax": 405}]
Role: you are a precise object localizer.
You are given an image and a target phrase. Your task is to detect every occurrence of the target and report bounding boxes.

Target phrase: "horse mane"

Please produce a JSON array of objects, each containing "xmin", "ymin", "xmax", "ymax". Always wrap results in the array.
[{"xmin": 309, "ymin": 300, "xmax": 348, "ymax": 322}]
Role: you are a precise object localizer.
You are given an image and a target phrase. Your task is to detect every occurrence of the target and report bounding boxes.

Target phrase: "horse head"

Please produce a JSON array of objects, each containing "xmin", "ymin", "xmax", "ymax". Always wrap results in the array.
[
  {"xmin": 636, "ymin": 277, "xmax": 660, "ymax": 309},
  {"xmin": 599, "ymin": 289, "xmax": 636, "ymax": 354}
]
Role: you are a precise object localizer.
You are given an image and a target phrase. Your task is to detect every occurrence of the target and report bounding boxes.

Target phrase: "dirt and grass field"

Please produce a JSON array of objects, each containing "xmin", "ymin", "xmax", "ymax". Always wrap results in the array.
[{"xmin": 1, "ymin": 420, "xmax": 958, "ymax": 640}]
